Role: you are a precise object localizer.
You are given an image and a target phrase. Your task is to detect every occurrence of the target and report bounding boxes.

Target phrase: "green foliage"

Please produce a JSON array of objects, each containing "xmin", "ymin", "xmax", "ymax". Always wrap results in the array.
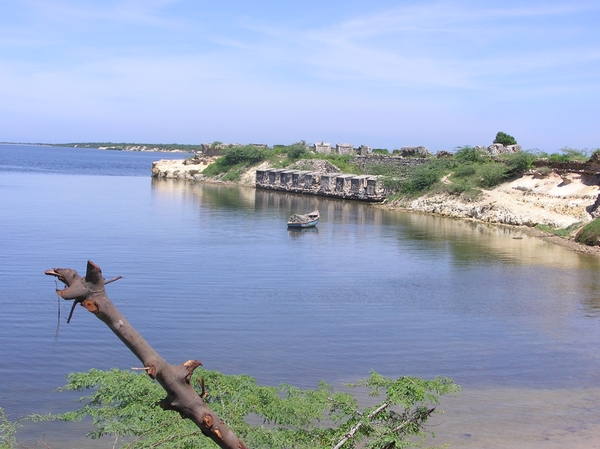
[
  {"xmin": 477, "ymin": 163, "xmax": 508, "ymax": 188},
  {"xmin": 372, "ymin": 149, "xmax": 389, "ymax": 154},
  {"xmin": 445, "ymin": 180, "xmax": 482, "ymax": 199},
  {"xmin": 453, "ymin": 146, "xmax": 487, "ymax": 164},
  {"xmin": 318, "ymin": 154, "xmax": 362, "ymax": 174},
  {"xmin": 536, "ymin": 222, "xmax": 583, "ymax": 239},
  {"xmin": 493, "ymin": 132, "xmax": 517, "ymax": 146},
  {"xmin": 574, "ymin": 219, "xmax": 600, "ymax": 246},
  {"xmin": 202, "ymin": 144, "xmax": 269, "ymax": 177},
  {"xmin": 32, "ymin": 369, "xmax": 460, "ymax": 449},
  {"xmin": 0, "ymin": 408, "xmax": 19, "ymax": 449},
  {"xmin": 533, "ymin": 165, "xmax": 553, "ymax": 177},
  {"xmin": 395, "ymin": 162, "xmax": 449, "ymax": 195},
  {"xmin": 412, "ymin": 166, "xmax": 443, "ymax": 192},
  {"xmin": 222, "ymin": 145, "xmax": 268, "ymax": 166},
  {"xmin": 272, "ymin": 144, "xmax": 289, "ymax": 155},
  {"xmin": 548, "ymin": 147, "xmax": 589, "ymax": 162},
  {"xmin": 452, "ymin": 163, "xmax": 476, "ymax": 178},
  {"xmin": 501, "ymin": 151, "xmax": 535, "ymax": 176},
  {"xmin": 286, "ymin": 141, "xmax": 309, "ymax": 160}
]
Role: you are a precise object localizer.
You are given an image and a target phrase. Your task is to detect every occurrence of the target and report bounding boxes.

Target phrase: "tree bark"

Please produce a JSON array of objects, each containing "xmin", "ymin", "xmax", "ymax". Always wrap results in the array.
[{"xmin": 46, "ymin": 260, "xmax": 249, "ymax": 449}]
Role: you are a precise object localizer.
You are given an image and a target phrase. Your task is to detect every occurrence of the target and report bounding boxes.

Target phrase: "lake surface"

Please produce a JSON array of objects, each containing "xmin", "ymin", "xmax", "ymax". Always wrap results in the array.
[{"xmin": 2, "ymin": 144, "xmax": 600, "ymax": 448}]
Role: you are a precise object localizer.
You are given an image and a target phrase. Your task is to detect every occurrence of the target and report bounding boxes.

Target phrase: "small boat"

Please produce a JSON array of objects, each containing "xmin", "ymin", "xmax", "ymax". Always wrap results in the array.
[{"xmin": 287, "ymin": 210, "xmax": 319, "ymax": 229}]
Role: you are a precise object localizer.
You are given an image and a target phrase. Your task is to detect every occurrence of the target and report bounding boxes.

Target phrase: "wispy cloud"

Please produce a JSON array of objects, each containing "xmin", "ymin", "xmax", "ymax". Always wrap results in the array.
[{"xmin": 0, "ymin": 0, "xmax": 599, "ymax": 148}]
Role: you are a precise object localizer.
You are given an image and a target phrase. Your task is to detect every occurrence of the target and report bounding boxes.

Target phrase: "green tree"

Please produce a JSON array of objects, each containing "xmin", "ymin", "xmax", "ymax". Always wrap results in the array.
[
  {"xmin": 30, "ymin": 369, "xmax": 460, "ymax": 449},
  {"xmin": 286, "ymin": 141, "xmax": 308, "ymax": 160},
  {"xmin": 493, "ymin": 132, "xmax": 517, "ymax": 146}
]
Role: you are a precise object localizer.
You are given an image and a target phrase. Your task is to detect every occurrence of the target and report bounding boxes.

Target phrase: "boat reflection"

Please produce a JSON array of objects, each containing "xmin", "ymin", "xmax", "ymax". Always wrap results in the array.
[{"xmin": 287, "ymin": 227, "xmax": 319, "ymax": 238}]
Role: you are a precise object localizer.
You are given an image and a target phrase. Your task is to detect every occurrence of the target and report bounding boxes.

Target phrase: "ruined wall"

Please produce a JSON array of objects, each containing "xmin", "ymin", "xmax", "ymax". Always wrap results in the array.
[{"xmin": 255, "ymin": 168, "xmax": 387, "ymax": 202}]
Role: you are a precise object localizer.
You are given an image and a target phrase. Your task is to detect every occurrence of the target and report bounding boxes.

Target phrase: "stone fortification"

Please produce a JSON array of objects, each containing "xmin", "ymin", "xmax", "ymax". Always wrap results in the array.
[
  {"xmin": 313, "ymin": 142, "xmax": 371, "ymax": 156},
  {"xmin": 255, "ymin": 168, "xmax": 387, "ymax": 202},
  {"xmin": 396, "ymin": 146, "xmax": 432, "ymax": 157},
  {"xmin": 532, "ymin": 152, "xmax": 600, "ymax": 176}
]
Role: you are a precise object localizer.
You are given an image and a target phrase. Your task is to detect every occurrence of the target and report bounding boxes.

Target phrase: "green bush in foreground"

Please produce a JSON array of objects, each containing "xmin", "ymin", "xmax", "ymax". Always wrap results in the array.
[
  {"xmin": 27, "ymin": 368, "xmax": 460, "ymax": 449},
  {"xmin": 0, "ymin": 408, "xmax": 18, "ymax": 449}
]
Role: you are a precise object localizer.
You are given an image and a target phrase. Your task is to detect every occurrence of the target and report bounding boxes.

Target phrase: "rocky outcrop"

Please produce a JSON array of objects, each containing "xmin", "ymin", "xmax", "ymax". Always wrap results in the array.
[
  {"xmin": 486, "ymin": 144, "xmax": 522, "ymax": 155},
  {"xmin": 151, "ymin": 155, "xmax": 219, "ymax": 180}
]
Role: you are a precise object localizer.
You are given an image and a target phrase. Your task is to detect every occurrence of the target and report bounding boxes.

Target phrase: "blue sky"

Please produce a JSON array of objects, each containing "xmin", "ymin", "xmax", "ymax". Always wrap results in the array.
[{"xmin": 1, "ymin": 0, "xmax": 599, "ymax": 151}]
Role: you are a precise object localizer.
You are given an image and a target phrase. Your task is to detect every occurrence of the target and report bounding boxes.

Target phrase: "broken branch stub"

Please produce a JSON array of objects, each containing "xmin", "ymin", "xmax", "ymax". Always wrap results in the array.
[{"xmin": 45, "ymin": 260, "xmax": 249, "ymax": 449}]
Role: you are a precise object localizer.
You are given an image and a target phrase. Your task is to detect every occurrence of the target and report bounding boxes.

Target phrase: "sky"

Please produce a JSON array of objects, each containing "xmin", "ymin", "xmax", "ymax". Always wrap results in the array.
[{"xmin": 0, "ymin": 0, "xmax": 599, "ymax": 152}]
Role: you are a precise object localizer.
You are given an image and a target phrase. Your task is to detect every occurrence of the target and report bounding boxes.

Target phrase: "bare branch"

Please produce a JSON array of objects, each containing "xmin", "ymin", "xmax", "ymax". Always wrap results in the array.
[
  {"xmin": 332, "ymin": 401, "xmax": 390, "ymax": 449},
  {"xmin": 46, "ymin": 260, "xmax": 249, "ymax": 449}
]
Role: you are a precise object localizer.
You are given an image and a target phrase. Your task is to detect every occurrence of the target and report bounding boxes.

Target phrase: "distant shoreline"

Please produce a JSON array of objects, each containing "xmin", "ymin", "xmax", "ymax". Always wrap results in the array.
[{"xmin": 0, "ymin": 142, "xmax": 195, "ymax": 153}]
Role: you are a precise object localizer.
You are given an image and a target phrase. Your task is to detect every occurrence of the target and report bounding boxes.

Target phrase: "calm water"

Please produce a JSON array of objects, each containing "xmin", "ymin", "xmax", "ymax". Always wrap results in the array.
[{"xmin": 2, "ymin": 144, "xmax": 600, "ymax": 448}]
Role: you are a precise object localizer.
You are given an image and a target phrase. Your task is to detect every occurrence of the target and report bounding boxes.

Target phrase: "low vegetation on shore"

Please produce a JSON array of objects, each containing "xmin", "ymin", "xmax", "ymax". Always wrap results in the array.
[{"xmin": 1, "ymin": 369, "xmax": 460, "ymax": 449}]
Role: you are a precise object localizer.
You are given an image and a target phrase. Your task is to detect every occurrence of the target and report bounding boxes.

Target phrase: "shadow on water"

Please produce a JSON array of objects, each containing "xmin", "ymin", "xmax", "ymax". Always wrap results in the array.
[{"xmin": 287, "ymin": 227, "xmax": 319, "ymax": 238}]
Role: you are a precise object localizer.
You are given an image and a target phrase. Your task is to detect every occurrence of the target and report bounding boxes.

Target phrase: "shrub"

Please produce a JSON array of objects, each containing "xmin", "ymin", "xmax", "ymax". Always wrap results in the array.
[
  {"xmin": 403, "ymin": 164, "xmax": 445, "ymax": 193},
  {"xmin": 477, "ymin": 163, "xmax": 507, "ymax": 188},
  {"xmin": 575, "ymin": 219, "xmax": 600, "ymax": 246},
  {"xmin": 454, "ymin": 146, "xmax": 487, "ymax": 164},
  {"xmin": 321, "ymin": 154, "xmax": 362, "ymax": 174},
  {"xmin": 560, "ymin": 147, "xmax": 588, "ymax": 161},
  {"xmin": 0, "ymin": 408, "xmax": 19, "ymax": 449},
  {"xmin": 533, "ymin": 166, "xmax": 553, "ymax": 178},
  {"xmin": 445, "ymin": 179, "xmax": 481, "ymax": 199},
  {"xmin": 494, "ymin": 132, "xmax": 517, "ymax": 146},
  {"xmin": 453, "ymin": 164, "xmax": 477, "ymax": 178},
  {"xmin": 546, "ymin": 147, "xmax": 589, "ymax": 163},
  {"xmin": 222, "ymin": 145, "xmax": 268, "ymax": 166},
  {"xmin": 502, "ymin": 151, "xmax": 535, "ymax": 176},
  {"xmin": 286, "ymin": 141, "xmax": 308, "ymax": 160},
  {"xmin": 372, "ymin": 149, "xmax": 389, "ymax": 154}
]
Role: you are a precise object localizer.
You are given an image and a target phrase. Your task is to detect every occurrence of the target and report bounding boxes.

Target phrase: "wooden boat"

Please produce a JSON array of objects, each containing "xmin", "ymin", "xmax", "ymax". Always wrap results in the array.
[{"xmin": 287, "ymin": 210, "xmax": 319, "ymax": 229}]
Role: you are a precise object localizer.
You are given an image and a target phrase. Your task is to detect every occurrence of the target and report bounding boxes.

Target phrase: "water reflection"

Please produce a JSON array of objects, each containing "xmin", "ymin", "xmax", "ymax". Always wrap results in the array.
[
  {"xmin": 151, "ymin": 178, "xmax": 600, "ymax": 271},
  {"xmin": 287, "ymin": 227, "xmax": 319, "ymax": 238}
]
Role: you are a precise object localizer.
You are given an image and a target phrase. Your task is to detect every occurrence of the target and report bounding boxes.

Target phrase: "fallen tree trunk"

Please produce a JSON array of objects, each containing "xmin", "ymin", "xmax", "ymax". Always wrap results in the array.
[{"xmin": 45, "ymin": 260, "xmax": 249, "ymax": 449}]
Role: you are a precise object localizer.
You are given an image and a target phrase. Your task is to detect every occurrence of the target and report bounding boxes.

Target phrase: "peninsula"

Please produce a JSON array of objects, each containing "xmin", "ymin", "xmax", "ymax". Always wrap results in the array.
[{"xmin": 150, "ymin": 141, "xmax": 600, "ymax": 254}]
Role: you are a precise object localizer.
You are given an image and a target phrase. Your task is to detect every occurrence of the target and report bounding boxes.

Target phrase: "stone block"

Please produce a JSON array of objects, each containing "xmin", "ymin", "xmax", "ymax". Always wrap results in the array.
[
  {"xmin": 314, "ymin": 142, "xmax": 332, "ymax": 154},
  {"xmin": 399, "ymin": 146, "xmax": 430, "ymax": 157},
  {"xmin": 336, "ymin": 143, "xmax": 355, "ymax": 155}
]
